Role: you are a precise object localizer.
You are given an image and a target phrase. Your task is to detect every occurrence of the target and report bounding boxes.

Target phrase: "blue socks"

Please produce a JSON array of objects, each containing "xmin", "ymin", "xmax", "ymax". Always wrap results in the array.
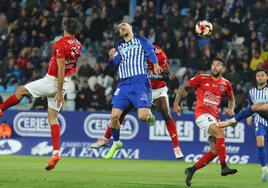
[
  {"xmin": 112, "ymin": 128, "xmax": 120, "ymax": 141},
  {"xmin": 257, "ymin": 146, "xmax": 266, "ymax": 167},
  {"xmin": 234, "ymin": 107, "xmax": 253, "ymax": 121}
]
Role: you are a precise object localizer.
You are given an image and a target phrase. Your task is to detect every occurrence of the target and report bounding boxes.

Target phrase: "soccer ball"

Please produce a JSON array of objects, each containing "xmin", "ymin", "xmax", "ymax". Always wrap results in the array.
[{"xmin": 195, "ymin": 20, "xmax": 213, "ymax": 37}]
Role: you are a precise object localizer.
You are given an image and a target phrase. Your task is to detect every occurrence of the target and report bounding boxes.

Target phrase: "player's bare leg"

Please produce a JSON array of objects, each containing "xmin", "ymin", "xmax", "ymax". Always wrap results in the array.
[
  {"xmin": 138, "ymin": 108, "xmax": 155, "ymax": 126},
  {"xmin": 208, "ymin": 124, "xmax": 237, "ymax": 176},
  {"xmin": 0, "ymin": 86, "xmax": 29, "ymax": 117},
  {"xmin": 91, "ymin": 104, "xmax": 133, "ymax": 149},
  {"xmin": 104, "ymin": 108, "xmax": 123, "ymax": 159},
  {"xmin": 154, "ymin": 96, "xmax": 183, "ymax": 159},
  {"xmin": 256, "ymin": 136, "xmax": 268, "ymax": 182},
  {"xmin": 45, "ymin": 108, "xmax": 61, "ymax": 171}
]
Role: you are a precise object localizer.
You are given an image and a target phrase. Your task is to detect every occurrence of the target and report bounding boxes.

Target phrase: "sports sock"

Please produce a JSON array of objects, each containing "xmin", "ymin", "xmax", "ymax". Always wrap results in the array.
[
  {"xmin": 166, "ymin": 118, "xmax": 179, "ymax": 148},
  {"xmin": 51, "ymin": 124, "xmax": 60, "ymax": 151},
  {"xmin": 234, "ymin": 107, "xmax": 253, "ymax": 121},
  {"xmin": 0, "ymin": 94, "xmax": 20, "ymax": 111},
  {"xmin": 257, "ymin": 146, "xmax": 266, "ymax": 167},
  {"xmin": 104, "ymin": 126, "xmax": 112, "ymax": 139},
  {"xmin": 112, "ymin": 128, "xmax": 120, "ymax": 141},
  {"xmin": 216, "ymin": 138, "xmax": 227, "ymax": 167},
  {"xmin": 195, "ymin": 151, "xmax": 217, "ymax": 170}
]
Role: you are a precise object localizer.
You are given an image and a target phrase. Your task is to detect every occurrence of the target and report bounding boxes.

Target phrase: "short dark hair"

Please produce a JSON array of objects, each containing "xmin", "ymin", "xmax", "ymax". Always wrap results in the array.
[
  {"xmin": 256, "ymin": 68, "xmax": 268, "ymax": 75},
  {"xmin": 212, "ymin": 58, "xmax": 226, "ymax": 66},
  {"xmin": 63, "ymin": 18, "xmax": 78, "ymax": 35}
]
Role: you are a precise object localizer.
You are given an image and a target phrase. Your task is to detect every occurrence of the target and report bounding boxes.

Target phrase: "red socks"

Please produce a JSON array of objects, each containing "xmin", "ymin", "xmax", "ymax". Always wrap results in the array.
[
  {"xmin": 216, "ymin": 137, "xmax": 226, "ymax": 165},
  {"xmin": 104, "ymin": 126, "xmax": 112, "ymax": 139},
  {"xmin": 0, "ymin": 94, "xmax": 20, "ymax": 111},
  {"xmin": 51, "ymin": 124, "xmax": 60, "ymax": 151},
  {"xmin": 166, "ymin": 118, "xmax": 179, "ymax": 148},
  {"xmin": 195, "ymin": 151, "xmax": 217, "ymax": 169}
]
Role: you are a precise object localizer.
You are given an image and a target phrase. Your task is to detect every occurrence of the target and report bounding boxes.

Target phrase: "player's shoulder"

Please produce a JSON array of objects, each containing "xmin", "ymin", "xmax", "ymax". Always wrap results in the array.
[
  {"xmin": 115, "ymin": 38, "xmax": 124, "ymax": 47},
  {"xmin": 198, "ymin": 73, "xmax": 210, "ymax": 79},
  {"xmin": 135, "ymin": 35, "xmax": 149, "ymax": 42},
  {"xmin": 221, "ymin": 76, "xmax": 232, "ymax": 85}
]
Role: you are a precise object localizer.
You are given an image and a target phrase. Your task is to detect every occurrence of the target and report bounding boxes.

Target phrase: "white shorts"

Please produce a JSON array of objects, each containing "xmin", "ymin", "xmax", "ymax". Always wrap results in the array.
[
  {"xmin": 195, "ymin": 113, "xmax": 218, "ymax": 133},
  {"xmin": 152, "ymin": 86, "xmax": 168, "ymax": 101},
  {"xmin": 25, "ymin": 74, "xmax": 71, "ymax": 112}
]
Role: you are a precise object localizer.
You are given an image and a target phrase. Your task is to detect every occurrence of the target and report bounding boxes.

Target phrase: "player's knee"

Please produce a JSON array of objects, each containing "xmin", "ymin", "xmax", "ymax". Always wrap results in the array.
[
  {"xmin": 138, "ymin": 112, "xmax": 149, "ymax": 121},
  {"xmin": 48, "ymin": 113, "xmax": 58, "ymax": 125},
  {"xmin": 16, "ymin": 86, "xmax": 28, "ymax": 96},
  {"xmin": 111, "ymin": 113, "xmax": 120, "ymax": 124},
  {"xmin": 48, "ymin": 117, "xmax": 58, "ymax": 125},
  {"xmin": 215, "ymin": 128, "xmax": 225, "ymax": 138}
]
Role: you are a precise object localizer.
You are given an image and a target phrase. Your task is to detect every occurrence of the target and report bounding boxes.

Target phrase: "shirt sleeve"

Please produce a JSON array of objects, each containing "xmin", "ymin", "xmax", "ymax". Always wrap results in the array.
[
  {"xmin": 247, "ymin": 90, "xmax": 253, "ymax": 105},
  {"xmin": 54, "ymin": 41, "xmax": 66, "ymax": 59},
  {"xmin": 225, "ymin": 81, "xmax": 234, "ymax": 99},
  {"xmin": 188, "ymin": 74, "xmax": 202, "ymax": 87},
  {"xmin": 139, "ymin": 36, "xmax": 158, "ymax": 64}
]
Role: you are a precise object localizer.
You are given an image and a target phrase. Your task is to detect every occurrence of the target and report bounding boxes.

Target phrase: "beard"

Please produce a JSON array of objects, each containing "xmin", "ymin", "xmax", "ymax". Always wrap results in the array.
[{"xmin": 212, "ymin": 71, "xmax": 220, "ymax": 78}]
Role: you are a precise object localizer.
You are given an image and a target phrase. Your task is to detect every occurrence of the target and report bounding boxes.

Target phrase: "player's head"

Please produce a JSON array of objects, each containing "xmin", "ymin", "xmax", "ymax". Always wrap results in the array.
[
  {"xmin": 117, "ymin": 22, "xmax": 133, "ymax": 37},
  {"xmin": 255, "ymin": 68, "xmax": 268, "ymax": 86},
  {"xmin": 63, "ymin": 18, "xmax": 79, "ymax": 36},
  {"xmin": 211, "ymin": 58, "xmax": 225, "ymax": 77}
]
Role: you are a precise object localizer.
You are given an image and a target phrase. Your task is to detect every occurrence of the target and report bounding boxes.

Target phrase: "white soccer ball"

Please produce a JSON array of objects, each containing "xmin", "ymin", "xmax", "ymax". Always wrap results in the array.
[{"xmin": 195, "ymin": 20, "xmax": 213, "ymax": 37}]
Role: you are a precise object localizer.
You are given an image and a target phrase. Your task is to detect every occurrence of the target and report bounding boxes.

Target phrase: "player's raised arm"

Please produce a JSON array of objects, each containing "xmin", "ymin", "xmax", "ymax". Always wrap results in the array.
[
  {"xmin": 108, "ymin": 46, "xmax": 122, "ymax": 68},
  {"xmin": 55, "ymin": 58, "xmax": 65, "ymax": 108},
  {"xmin": 139, "ymin": 36, "xmax": 162, "ymax": 75},
  {"xmin": 173, "ymin": 74, "xmax": 201, "ymax": 114},
  {"xmin": 173, "ymin": 82, "xmax": 190, "ymax": 114}
]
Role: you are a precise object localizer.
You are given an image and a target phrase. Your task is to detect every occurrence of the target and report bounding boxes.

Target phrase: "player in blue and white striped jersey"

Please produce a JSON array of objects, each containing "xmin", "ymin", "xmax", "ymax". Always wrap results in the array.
[
  {"xmin": 247, "ymin": 69, "xmax": 268, "ymax": 182},
  {"xmin": 105, "ymin": 22, "xmax": 162, "ymax": 159},
  {"xmin": 221, "ymin": 69, "xmax": 268, "ymax": 182}
]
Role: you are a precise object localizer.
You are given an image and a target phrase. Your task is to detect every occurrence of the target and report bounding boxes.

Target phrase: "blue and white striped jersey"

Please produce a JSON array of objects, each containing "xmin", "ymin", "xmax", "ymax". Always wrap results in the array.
[
  {"xmin": 112, "ymin": 35, "xmax": 157, "ymax": 79},
  {"xmin": 248, "ymin": 86, "xmax": 268, "ymax": 126}
]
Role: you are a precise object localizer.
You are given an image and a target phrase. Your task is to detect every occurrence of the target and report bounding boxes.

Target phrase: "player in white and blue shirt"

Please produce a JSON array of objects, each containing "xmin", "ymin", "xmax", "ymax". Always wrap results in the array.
[
  {"xmin": 248, "ymin": 69, "xmax": 268, "ymax": 182},
  {"xmin": 223, "ymin": 69, "xmax": 268, "ymax": 181},
  {"xmin": 104, "ymin": 22, "xmax": 162, "ymax": 159}
]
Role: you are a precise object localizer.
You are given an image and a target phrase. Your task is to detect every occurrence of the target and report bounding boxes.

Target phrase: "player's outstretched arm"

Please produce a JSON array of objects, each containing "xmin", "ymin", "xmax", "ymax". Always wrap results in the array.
[{"xmin": 173, "ymin": 83, "xmax": 190, "ymax": 114}]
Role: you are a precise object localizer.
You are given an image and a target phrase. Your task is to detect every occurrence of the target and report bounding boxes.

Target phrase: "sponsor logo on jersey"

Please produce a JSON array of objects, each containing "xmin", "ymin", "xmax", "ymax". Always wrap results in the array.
[
  {"xmin": 13, "ymin": 112, "xmax": 66, "ymax": 137},
  {"xmin": 0, "ymin": 139, "xmax": 22, "ymax": 155},
  {"xmin": 84, "ymin": 114, "xmax": 139, "ymax": 139},
  {"xmin": 149, "ymin": 120, "xmax": 194, "ymax": 141}
]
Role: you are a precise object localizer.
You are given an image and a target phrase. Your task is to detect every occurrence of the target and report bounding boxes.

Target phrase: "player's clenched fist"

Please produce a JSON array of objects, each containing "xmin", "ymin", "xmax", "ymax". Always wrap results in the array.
[{"xmin": 109, "ymin": 48, "xmax": 116, "ymax": 60}]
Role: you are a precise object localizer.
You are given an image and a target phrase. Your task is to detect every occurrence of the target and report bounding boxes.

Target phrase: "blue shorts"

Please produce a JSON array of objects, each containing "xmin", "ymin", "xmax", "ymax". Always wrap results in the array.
[
  {"xmin": 112, "ymin": 75, "xmax": 152, "ymax": 111},
  {"xmin": 255, "ymin": 123, "xmax": 268, "ymax": 137}
]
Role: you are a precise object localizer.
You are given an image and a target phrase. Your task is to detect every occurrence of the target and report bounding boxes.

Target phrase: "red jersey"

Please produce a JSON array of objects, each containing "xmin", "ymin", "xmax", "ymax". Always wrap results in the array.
[
  {"xmin": 188, "ymin": 74, "xmax": 234, "ymax": 120},
  {"xmin": 147, "ymin": 45, "xmax": 169, "ymax": 89},
  {"xmin": 48, "ymin": 36, "xmax": 82, "ymax": 77}
]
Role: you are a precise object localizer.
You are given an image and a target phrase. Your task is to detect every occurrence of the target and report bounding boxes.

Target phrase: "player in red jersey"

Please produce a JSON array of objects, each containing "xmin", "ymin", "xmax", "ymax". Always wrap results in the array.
[
  {"xmin": 0, "ymin": 18, "xmax": 82, "ymax": 171},
  {"xmin": 90, "ymin": 45, "xmax": 184, "ymax": 159},
  {"xmin": 173, "ymin": 58, "xmax": 238, "ymax": 186}
]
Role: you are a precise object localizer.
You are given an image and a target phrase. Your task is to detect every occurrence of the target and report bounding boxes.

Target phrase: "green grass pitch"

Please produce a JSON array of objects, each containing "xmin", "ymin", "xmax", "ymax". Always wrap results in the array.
[{"xmin": 0, "ymin": 155, "xmax": 267, "ymax": 188}]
